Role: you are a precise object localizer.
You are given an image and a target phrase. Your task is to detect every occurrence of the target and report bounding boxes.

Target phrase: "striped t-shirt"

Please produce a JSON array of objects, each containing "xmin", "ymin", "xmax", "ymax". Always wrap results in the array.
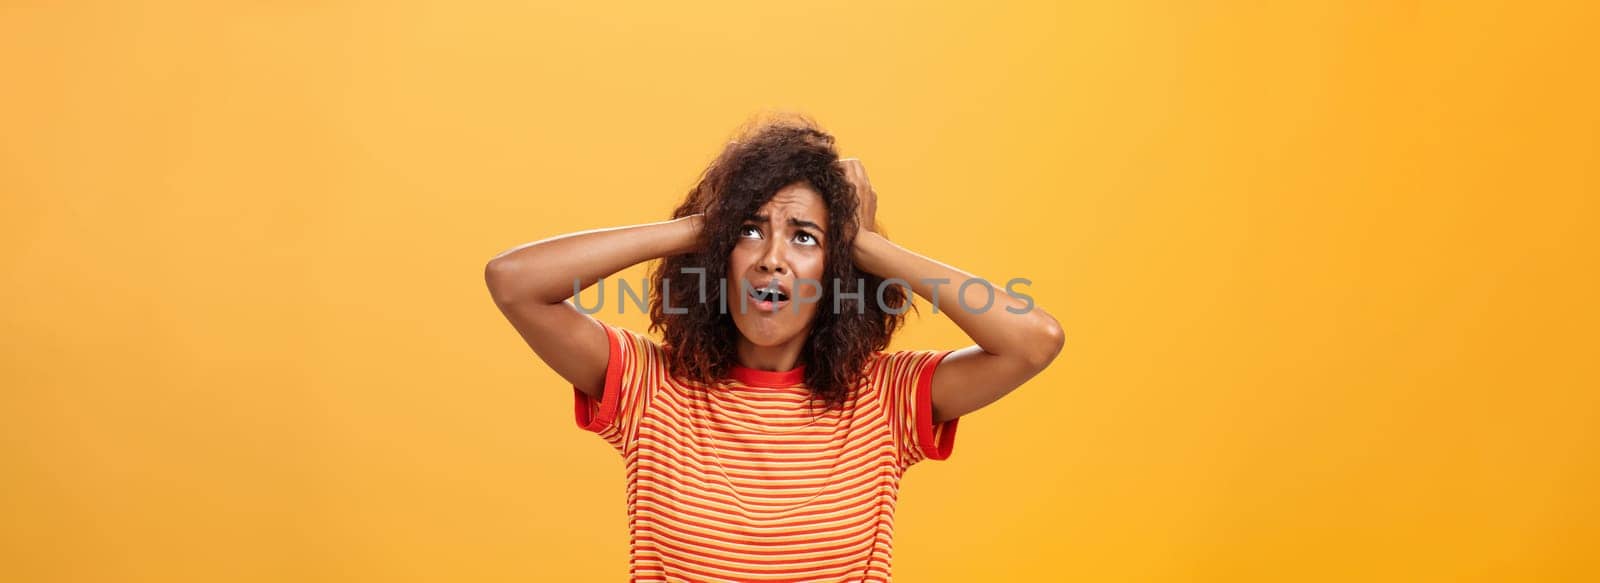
[{"xmin": 572, "ymin": 321, "xmax": 960, "ymax": 582}]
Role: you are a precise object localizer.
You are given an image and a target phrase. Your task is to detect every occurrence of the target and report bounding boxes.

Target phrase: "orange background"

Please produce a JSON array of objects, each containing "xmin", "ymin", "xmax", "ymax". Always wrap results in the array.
[{"xmin": 3, "ymin": 1, "xmax": 1596, "ymax": 581}]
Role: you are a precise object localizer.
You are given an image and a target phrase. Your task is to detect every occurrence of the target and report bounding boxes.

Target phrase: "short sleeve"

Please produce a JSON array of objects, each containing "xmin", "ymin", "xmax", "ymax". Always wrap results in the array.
[
  {"xmin": 873, "ymin": 349, "xmax": 960, "ymax": 467},
  {"xmin": 572, "ymin": 321, "xmax": 667, "ymax": 456}
]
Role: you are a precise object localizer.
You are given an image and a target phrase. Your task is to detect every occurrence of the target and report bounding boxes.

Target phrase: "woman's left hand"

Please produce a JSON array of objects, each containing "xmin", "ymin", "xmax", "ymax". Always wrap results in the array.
[{"xmin": 838, "ymin": 158, "xmax": 877, "ymax": 239}]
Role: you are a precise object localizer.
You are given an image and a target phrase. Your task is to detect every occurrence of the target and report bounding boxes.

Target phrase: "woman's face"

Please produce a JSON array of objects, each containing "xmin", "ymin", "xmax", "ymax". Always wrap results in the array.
[{"xmin": 727, "ymin": 181, "xmax": 829, "ymax": 350}]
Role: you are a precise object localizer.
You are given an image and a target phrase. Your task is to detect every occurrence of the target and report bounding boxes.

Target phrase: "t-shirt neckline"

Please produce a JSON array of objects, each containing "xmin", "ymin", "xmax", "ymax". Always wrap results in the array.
[{"xmin": 728, "ymin": 363, "xmax": 806, "ymax": 387}]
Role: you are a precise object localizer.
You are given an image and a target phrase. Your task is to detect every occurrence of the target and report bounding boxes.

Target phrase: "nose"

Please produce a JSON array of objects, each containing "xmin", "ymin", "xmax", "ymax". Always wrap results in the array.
[{"xmin": 756, "ymin": 240, "xmax": 788, "ymax": 276}]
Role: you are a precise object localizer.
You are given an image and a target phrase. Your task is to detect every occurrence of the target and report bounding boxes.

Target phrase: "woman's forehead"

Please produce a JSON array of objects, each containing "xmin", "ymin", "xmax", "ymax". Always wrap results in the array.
[{"xmin": 751, "ymin": 183, "xmax": 827, "ymax": 226}]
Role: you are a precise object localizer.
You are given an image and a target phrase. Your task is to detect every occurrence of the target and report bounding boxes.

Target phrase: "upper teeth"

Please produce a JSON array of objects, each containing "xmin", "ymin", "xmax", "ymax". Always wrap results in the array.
[{"xmin": 753, "ymin": 288, "xmax": 787, "ymax": 302}]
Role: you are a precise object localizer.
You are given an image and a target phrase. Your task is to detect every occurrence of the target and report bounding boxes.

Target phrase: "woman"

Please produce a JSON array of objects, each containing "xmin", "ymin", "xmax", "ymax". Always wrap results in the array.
[{"xmin": 484, "ymin": 114, "xmax": 1064, "ymax": 582}]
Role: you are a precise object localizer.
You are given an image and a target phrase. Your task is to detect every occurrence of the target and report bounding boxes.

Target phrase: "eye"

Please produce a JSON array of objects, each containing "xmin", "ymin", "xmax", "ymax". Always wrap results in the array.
[
  {"xmin": 739, "ymin": 225, "xmax": 762, "ymax": 239},
  {"xmin": 793, "ymin": 231, "xmax": 819, "ymax": 246}
]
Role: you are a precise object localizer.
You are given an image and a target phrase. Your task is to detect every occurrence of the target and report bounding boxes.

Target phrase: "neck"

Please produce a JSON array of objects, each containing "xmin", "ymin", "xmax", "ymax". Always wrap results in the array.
[{"xmin": 734, "ymin": 332, "xmax": 808, "ymax": 371}]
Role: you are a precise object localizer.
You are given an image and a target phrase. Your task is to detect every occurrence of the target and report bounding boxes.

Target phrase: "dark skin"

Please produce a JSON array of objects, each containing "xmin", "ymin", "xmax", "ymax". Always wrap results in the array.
[
  {"xmin": 725, "ymin": 182, "xmax": 830, "ymax": 372},
  {"xmin": 485, "ymin": 159, "xmax": 1063, "ymax": 424}
]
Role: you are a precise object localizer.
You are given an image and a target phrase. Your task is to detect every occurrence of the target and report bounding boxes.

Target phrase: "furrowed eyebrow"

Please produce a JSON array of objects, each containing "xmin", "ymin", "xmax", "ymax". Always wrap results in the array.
[
  {"xmin": 790, "ymin": 218, "xmax": 825, "ymax": 233},
  {"xmin": 747, "ymin": 213, "xmax": 826, "ymax": 234}
]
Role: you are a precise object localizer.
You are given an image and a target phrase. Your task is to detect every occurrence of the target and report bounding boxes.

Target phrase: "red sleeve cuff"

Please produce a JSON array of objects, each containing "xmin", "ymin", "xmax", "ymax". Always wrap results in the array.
[
  {"xmin": 913, "ymin": 350, "xmax": 959, "ymax": 461},
  {"xmin": 573, "ymin": 322, "xmax": 624, "ymax": 433}
]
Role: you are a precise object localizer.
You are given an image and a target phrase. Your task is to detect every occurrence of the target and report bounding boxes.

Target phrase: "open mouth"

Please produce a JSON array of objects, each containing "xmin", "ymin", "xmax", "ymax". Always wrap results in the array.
[{"xmin": 746, "ymin": 282, "xmax": 790, "ymax": 311}]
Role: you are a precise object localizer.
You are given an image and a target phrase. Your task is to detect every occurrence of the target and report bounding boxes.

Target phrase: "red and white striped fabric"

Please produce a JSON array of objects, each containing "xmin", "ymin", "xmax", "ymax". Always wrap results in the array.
[{"xmin": 572, "ymin": 321, "xmax": 960, "ymax": 582}]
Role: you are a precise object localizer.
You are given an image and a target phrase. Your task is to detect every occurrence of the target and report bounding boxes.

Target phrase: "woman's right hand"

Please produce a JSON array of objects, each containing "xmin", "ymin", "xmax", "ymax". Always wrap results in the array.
[{"xmin": 677, "ymin": 213, "xmax": 706, "ymax": 254}]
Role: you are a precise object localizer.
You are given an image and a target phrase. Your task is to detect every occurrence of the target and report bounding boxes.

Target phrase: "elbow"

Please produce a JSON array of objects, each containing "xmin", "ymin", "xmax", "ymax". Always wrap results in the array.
[
  {"xmin": 1023, "ymin": 313, "xmax": 1065, "ymax": 370},
  {"xmin": 483, "ymin": 258, "xmax": 520, "ymax": 306},
  {"xmin": 486, "ymin": 255, "xmax": 567, "ymax": 308}
]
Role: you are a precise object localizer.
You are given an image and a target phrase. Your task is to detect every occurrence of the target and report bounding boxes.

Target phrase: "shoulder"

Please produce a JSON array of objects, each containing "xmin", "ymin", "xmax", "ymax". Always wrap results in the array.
[
  {"xmin": 604, "ymin": 321, "xmax": 657, "ymax": 345},
  {"xmin": 859, "ymin": 349, "xmax": 949, "ymax": 391},
  {"xmin": 867, "ymin": 349, "xmax": 948, "ymax": 374},
  {"xmin": 596, "ymin": 322, "xmax": 670, "ymax": 369}
]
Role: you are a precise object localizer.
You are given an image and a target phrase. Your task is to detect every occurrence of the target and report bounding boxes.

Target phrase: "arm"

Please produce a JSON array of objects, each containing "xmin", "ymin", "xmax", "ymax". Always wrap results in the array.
[
  {"xmin": 841, "ymin": 160, "xmax": 1065, "ymax": 424},
  {"xmin": 484, "ymin": 214, "xmax": 703, "ymax": 399}
]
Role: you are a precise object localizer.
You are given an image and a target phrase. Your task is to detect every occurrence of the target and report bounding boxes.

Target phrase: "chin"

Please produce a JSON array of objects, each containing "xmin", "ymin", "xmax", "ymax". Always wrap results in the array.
[
  {"xmin": 733, "ymin": 318, "xmax": 810, "ymax": 348},
  {"xmin": 735, "ymin": 325, "xmax": 794, "ymax": 347}
]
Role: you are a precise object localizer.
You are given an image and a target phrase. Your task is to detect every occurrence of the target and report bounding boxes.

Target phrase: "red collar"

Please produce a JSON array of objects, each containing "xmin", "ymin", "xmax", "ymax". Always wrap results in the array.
[{"xmin": 728, "ymin": 363, "xmax": 806, "ymax": 387}]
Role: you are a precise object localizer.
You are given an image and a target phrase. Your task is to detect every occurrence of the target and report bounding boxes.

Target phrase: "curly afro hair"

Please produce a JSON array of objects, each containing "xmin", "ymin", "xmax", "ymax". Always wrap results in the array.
[{"xmin": 647, "ymin": 113, "xmax": 913, "ymax": 412}]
